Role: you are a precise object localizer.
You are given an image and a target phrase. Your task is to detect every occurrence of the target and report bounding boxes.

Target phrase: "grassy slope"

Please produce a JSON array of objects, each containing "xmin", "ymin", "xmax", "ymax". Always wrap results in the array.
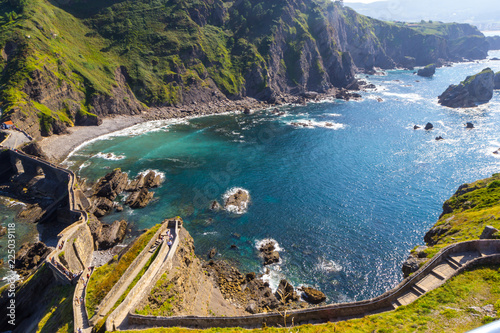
[
  {"xmin": 423, "ymin": 173, "xmax": 500, "ymax": 258},
  {"xmin": 0, "ymin": 0, "xmax": 118, "ymax": 127},
  {"xmin": 85, "ymin": 224, "xmax": 161, "ymax": 318},
  {"xmin": 117, "ymin": 265, "xmax": 500, "ymax": 333}
]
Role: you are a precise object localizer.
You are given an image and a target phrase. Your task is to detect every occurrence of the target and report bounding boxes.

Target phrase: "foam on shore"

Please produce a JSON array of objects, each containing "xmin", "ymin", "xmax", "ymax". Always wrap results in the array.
[
  {"xmin": 255, "ymin": 238, "xmax": 285, "ymax": 292},
  {"xmin": 137, "ymin": 169, "xmax": 166, "ymax": 182},
  {"xmin": 95, "ymin": 152, "xmax": 126, "ymax": 161},
  {"xmin": 286, "ymin": 119, "xmax": 345, "ymax": 130}
]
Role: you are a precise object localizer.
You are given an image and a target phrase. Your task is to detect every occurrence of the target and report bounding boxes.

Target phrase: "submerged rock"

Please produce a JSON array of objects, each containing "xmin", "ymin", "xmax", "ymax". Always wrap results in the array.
[
  {"xmin": 438, "ymin": 68, "xmax": 495, "ymax": 108},
  {"xmin": 210, "ymin": 200, "xmax": 221, "ymax": 211}
]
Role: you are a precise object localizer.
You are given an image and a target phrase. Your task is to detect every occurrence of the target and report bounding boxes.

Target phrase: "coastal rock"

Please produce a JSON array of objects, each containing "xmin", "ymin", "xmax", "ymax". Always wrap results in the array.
[
  {"xmin": 92, "ymin": 197, "xmax": 115, "ymax": 218},
  {"xmin": 98, "ymin": 220, "xmax": 128, "ymax": 250},
  {"xmin": 224, "ymin": 189, "xmax": 250, "ymax": 214},
  {"xmin": 125, "ymin": 188, "xmax": 154, "ymax": 209},
  {"xmin": 424, "ymin": 122, "xmax": 433, "ymax": 130},
  {"xmin": 15, "ymin": 242, "xmax": 51, "ymax": 277},
  {"xmin": 210, "ymin": 200, "xmax": 221, "ymax": 211},
  {"xmin": 494, "ymin": 71, "xmax": 500, "ymax": 90},
  {"xmin": 414, "ymin": 125, "xmax": 420, "ymax": 130},
  {"xmin": 208, "ymin": 248, "xmax": 217, "ymax": 259},
  {"xmin": 300, "ymin": 287, "xmax": 326, "ymax": 304},
  {"xmin": 402, "ymin": 256, "xmax": 422, "ymax": 277},
  {"xmin": 127, "ymin": 170, "xmax": 163, "ymax": 191},
  {"xmin": 16, "ymin": 204, "xmax": 44, "ymax": 223},
  {"xmin": 438, "ymin": 68, "xmax": 495, "ymax": 108},
  {"xmin": 435, "ymin": 136, "xmax": 444, "ymax": 141},
  {"xmin": 93, "ymin": 169, "xmax": 129, "ymax": 201},
  {"xmin": 417, "ymin": 64, "xmax": 436, "ymax": 77},
  {"xmin": 259, "ymin": 240, "xmax": 280, "ymax": 265},
  {"xmin": 276, "ymin": 279, "xmax": 298, "ymax": 303},
  {"xmin": 479, "ymin": 225, "xmax": 499, "ymax": 239},
  {"xmin": 0, "ymin": 226, "xmax": 6, "ymax": 237},
  {"xmin": 20, "ymin": 142, "xmax": 48, "ymax": 160},
  {"xmin": 466, "ymin": 122, "xmax": 474, "ymax": 129}
]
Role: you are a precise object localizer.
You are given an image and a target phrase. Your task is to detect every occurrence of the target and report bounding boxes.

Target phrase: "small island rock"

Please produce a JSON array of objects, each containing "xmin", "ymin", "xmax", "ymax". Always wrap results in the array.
[
  {"xmin": 300, "ymin": 286, "xmax": 326, "ymax": 304},
  {"xmin": 438, "ymin": 68, "xmax": 495, "ymax": 108},
  {"xmin": 424, "ymin": 122, "xmax": 433, "ymax": 130},
  {"xmin": 417, "ymin": 64, "xmax": 436, "ymax": 77}
]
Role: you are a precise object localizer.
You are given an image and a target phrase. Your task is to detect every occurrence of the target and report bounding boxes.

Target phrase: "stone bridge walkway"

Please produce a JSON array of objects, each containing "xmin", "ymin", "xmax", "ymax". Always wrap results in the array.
[{"xmin": 73, "ymin": 267, "xmax": 94, "ymax": 333}]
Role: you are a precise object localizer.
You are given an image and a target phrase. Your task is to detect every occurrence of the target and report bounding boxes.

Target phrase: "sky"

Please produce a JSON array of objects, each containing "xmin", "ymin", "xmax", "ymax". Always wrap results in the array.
[{"xmin": 344, "ymin": 0, "xmax": 382, "ymax": 3}]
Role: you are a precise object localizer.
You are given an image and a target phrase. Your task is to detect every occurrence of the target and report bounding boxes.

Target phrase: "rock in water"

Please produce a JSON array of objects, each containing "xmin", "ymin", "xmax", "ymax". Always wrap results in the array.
[
  {"xmin": 466, "ymin": 122, "xmax": 474, "ymax": 129},
  {"xmin": 126, "ymin": 188, "xmax": 154, "ymax": 208},
  {"xmin": 435, "ymin": 136, "xmax": 444, "ymax": 141},
  {"xmin": 300, "ymin": 287, "xmax": 326, "ymax": 304},
  {"xmin": 93, "ymin": 169, "xmax": 129, "ymax": 200},
  {"xmin": 413, "ymin": 125, "xmax": 420, "ymax": 130},
  {"xmin": 494, "ymin": 71, "xmax": 500, "ymax": 90},
  {"xmin": 208, "ymin": 248, "xmax": 217, "ymax": 259},
  {"xmin": 210, "ymin": 200, "xmax": 221, "ymax": 211},
  {"xmin": 224, "ymin": 189, "xmax": 250, "ymax": 214},
  {"xmin": 424, "ymin": 122, "xmax": 433, "ymax": 130},
  {"xmin": 438, "ymin": 68, "xmax": 495, "ymax": 108},
  {"xmin": 417, "ymin": 64, "xmax": 436, "ymax": 77},
  {"xmin": 259, "ymin": 240, "xmax": 280, "ymax": 265}
]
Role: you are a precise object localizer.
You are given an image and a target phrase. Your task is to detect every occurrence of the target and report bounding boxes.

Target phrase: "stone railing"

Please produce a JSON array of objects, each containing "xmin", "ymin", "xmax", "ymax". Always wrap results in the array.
[
  {"xmin": 105, "ymin": 219, "xmax": 180, "ymax": 331},
  {"xmin": 127, "ymin": 240, "xmax": 500, "ymax": 329},
  {"xmin": 89, "ymin": 221, "xmax": 171, "ymax": 325}
]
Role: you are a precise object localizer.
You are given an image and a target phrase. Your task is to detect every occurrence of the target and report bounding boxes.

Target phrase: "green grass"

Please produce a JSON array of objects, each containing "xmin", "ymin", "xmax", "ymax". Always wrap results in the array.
[
  {"xmin": 424, "ymin": 173, "xmax": 500, "ymax": 257},
  {"xmin": 85, "ymin": 224, "xmax": 162, "ymax": 318},
  {"xmin": 117, "ymin": 265, "xmax": 500, "ymax": 333},
  {"xmin": 134, "ymin": 274, "xmax": 178, "ymax": 317},
  {"xmin": 36, "ymin": 284, "xmax": 75, "ymax": 333}
]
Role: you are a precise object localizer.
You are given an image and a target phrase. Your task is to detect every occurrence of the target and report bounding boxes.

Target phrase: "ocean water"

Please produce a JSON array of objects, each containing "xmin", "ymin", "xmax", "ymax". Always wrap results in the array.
[{"xmin": 64, "ymin": 51, "xmax": 500, "ymax": 303}]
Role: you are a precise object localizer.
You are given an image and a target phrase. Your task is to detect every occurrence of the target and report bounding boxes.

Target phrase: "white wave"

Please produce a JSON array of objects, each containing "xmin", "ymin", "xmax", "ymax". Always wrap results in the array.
[
  {"xmin": 137, "ymin": 169, "xmax": 166, "ymax": 182},
  {"xmin": 254, "ymin": 238, "xmax": 284, "ymax": 252},
  {"xmin": 325, "ymin": 113, "xmax": 342, "ymax": 117},
  {"xmin": 202, "ymin": 231, "xmax": 218, "ymax": 236},
  {"xmin": 260, "ymin": 265, "xmax": 285, "ymax": 293},
  {"xmin": 222, "ymin": 187, "xmax": 250, "ymax": 214},
  {"xmin": 315, "ymin": 258, "xmax": 342, "ymax": 273},
  {"xmin": 381, "ymin": 92, "xmax": 423, "ymax": 103},
  {"xmin": 286, "ymin": 119, "xmax": 345, "ymax": 130},
  {"xmin": 94, "ymin": 152, "xmax": 126, "ymax": 161},
  {"xmin": 78, "ymin": 161, "xmax": 91, "ymax": 172}
]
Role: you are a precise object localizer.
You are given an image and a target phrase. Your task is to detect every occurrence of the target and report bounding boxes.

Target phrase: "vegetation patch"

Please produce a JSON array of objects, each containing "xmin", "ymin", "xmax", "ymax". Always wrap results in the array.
[{"xmin": 85, "ymin": 223, "xmax": 161, "ymax": 318}]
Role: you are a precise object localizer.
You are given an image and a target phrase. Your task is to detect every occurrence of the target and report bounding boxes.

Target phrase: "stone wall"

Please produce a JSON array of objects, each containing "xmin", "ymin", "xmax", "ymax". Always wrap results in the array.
[{"xmin": 128, "ymin": 239, "xmax": 500, "ymax": 329}]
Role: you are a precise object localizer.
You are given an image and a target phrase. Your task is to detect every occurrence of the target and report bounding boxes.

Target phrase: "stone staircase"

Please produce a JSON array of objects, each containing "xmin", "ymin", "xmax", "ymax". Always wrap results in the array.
[{"xmin": 392, "ymin": 250, "xmax": 482, "ymax": 308}]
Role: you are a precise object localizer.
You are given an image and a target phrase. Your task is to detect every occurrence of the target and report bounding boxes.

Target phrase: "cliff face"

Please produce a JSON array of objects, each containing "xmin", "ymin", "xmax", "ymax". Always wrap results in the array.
[
  {"xmin": 0, "ymin": 0, "xmax": 489, "ymax": 137},
  {"xmin": 438, "ymin": 68, "xmax": 495, "ymax": 108}
]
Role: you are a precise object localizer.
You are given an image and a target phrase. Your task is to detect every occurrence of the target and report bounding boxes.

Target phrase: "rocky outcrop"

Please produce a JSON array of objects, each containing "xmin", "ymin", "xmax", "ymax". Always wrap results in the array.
[
  {"xmin": 224, "ymin": 189, "xmax": 250, "ymax": 214},
  {"xmin": 20, "ymin": 142, "xmax": 48, "ymax": 160},
  {"xmin": 93, "ymin": 169, "xmax": 129, "ymax": 201},
  {"xmin": 424, "ymin": 122, "xmax": 433, "ymax": 130},
  {"xmin": 127, "ymin": 170, "xmax": 163, "ymax": 191},
  {"xmin": 15, "ymin": 242, "xmax": 52, "ymax": 277},
  {"xmin": 417, "ymin": 64, "xmax": 436, "ymax": 77},
  {"xmin": 0, "ymin": 226, "xmax": 6, "ymax": 237},
  {"xmin": 88, "ymin": 215, "xmax": 128, "ymax": 250},
  {"xmin": 487, "ymin": 36, "xmax": 500, "ymax": 50},
  {"xmin": 299, "ymin": 286, "xmax": 326, "ymax": 304},
  {"xmin": 494, "ymin": 71, "xmax": 500, "ymax": 90},
  {"xmin": 438, "ymin": 68, "xmax": 495, "ymax": 108},
  {"xmin": 275, "ymin": 279, "xmax": 299, "ymax": 304},
  {"xmin": 125, "ymin": 188, "xmax": 154, "ymax": 209},
  {"xmin": 259, "ymin": 240, "xmax": 280, "ymax": 265},
  {"xmin": 480, "ymin": 226, "xmax": 499, "ymax": 239},
  {"xmin": 402, "ymin": 246, "xmax": 428, "ymax": 278}
]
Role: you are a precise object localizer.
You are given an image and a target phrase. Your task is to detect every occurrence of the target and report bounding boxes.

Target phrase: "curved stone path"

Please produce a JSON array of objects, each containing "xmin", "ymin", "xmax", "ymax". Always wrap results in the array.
[
  {"xmin": 126, "ymin": 239, "xmax": 500, "ymax": 330},
  {"xmin": 73, "ymin": 267, "xmax": 94, "ymax": 333}
]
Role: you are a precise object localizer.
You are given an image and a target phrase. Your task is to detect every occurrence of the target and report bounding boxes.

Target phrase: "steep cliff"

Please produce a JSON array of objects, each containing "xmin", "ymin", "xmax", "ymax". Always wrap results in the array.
[
  {"xmin": 0, "ymin": 0, "xmax": 489, "ymax": 138},
  {"xmin": 438, "ymin": 68, "xmax": 495, "ymax": 108}
]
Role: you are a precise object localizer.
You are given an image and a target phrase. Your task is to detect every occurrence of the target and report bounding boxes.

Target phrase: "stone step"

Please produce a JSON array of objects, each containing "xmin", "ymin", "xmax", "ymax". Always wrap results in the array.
[
  {"xmin": 430, "ymin": 270, "xmax": 446, "ymax": 280},
  {"xmin": 412, "ymin": 284, "xmax": 426, "ymax": 295},
  {"xmin": 444, "ymin": 256, "xmax": 461, "ymax": 269},
  {"xmin": 397, "ymin": 290, "xmax": 419, "ymax": 306}
]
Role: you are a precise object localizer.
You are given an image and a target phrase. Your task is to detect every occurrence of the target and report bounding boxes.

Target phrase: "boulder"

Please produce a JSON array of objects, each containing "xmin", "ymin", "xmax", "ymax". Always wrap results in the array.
[
  {"xmin": 466, "ymin": 122, "xmax": 474, "ymax": 129},
  {"xmin": 402, "ymin": 256, "xmax": 421, "ymax": 277},
  {"xmin": 417, "ymin": 64, "xmax": 436, "ymax": 77},
  {"xmin": 300, "ymin": 287, "xmax": 326, "ymax": 304},
  {"xmin": 125, "ymin": 188, "xmax": 154, "ymax": 208},
  {"xmin": 480, "ymin": 225, "xmax": 499, "ymax": 239},
  {"xmin": 413, "ymin": 125, "xmax": 420, "ymax": 130},
  {"xmin": 438, "ymin": 68, "xmax": 495, "ymax": 108},
  {"xmin": 98, "ymin": 220, "xmax": 128, "ymax": 250},
  {"xmin": 275, "ymin": 279, "xmax": 298, "ymax": 303},
  {"xmin": 424, "ymin": 122, "xmax": 433, "ymax": 130}
]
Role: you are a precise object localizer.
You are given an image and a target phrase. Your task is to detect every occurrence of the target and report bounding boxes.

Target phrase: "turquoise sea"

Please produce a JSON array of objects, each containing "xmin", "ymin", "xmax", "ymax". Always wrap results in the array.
[{"xmin": 49, "ymin": 51, "xmax": 500, "ymax": 301}]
